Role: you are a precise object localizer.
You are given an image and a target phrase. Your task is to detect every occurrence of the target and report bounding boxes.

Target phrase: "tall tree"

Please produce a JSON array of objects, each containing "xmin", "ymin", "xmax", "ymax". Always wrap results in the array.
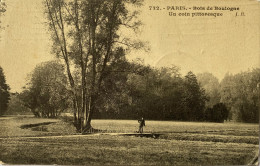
[
  {"xmin": 0, "ymin": 66, "xmax": 10, "ymax": 116},
  {"xmin": 44, "ymin": 0, "xmax": 145, "ymax": 132},
  {"xmin": 182, "ymin": 72, "xmax": 207, "ymax": 121}
]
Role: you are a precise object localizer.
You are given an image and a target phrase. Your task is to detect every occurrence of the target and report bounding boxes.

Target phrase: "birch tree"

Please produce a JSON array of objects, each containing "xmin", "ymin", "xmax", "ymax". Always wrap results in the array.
[{"xmin": 44, "ymin": 0, "xmax": 145, "ymax": 132}]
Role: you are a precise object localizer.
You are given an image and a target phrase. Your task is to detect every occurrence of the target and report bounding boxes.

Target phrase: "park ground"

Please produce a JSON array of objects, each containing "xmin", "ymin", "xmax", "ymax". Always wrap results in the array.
[{"xmin": 0, "ymin": 115, "xmax": 258, "ymax": 165}]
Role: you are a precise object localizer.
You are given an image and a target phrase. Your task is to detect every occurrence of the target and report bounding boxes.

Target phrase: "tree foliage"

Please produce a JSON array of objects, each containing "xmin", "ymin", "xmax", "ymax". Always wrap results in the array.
[
  {"xmin": 181, "ymin": 72, "xmax": 207, "ymax": 121},
  {"xmin": 91, "ymin": 67, "xmax": 260, "ymax": 123},
  {"xmin": 20, "ymin": 61, "xmax": 70, "ymax": 118},
  {"xmin": 220, "ymin": 69, "xmax": 260, "ymax": 123},
  {"xmin": 205, "ymin": 103, "xmax": 229, "ymax": 123},
  {"xmin": 0, "ymin": 66, "xmax": 10, "ymax": 116},
  {"xmin": 94, "ymin": 64, "xmax": 209, "ymax": 122},
  {"xmin": 93, "ymin": 66, "xmax": 258, "ymax": 123},
  {"xmin": 197, "ymin": 72, "xmax": 221, "ymax": 108},
  {"xmin": 6, "ymin": 93, "xmax": 31, "ymax": 115}
]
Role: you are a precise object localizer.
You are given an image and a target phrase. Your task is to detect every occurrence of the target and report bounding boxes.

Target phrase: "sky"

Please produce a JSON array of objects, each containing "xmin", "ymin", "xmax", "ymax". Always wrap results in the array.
[{"xmin": 0, "ymin": 0, "xmax": 259, "ymax": 92}]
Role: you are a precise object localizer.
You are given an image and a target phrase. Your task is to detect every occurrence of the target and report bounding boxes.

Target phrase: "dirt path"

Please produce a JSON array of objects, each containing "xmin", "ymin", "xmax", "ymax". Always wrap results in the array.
[{"xmin": 0, "ymin": 132, "xmax": 160, "ymax": 140}]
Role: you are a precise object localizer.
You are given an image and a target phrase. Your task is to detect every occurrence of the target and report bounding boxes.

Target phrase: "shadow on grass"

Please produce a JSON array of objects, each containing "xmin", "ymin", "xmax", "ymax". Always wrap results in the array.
[{"xmin": 20, "ymin": 122, "xmax": 56, "ymax": 132}]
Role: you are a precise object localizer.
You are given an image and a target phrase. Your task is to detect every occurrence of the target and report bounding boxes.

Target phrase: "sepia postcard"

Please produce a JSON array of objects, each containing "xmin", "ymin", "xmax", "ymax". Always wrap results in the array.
[{"xmin": 0, "ymin": 0, "xmax": 259, "ymax": 165}]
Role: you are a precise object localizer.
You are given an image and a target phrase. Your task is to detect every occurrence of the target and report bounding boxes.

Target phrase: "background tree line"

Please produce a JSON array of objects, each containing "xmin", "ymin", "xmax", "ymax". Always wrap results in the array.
[{"xmin": 16, "ymin": 59, "xmax": 259, "ymax": 124}]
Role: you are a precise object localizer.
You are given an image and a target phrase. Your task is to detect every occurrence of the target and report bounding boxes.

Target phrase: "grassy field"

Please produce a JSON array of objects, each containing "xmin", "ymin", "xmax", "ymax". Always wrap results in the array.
[{"xmin": 0, "ymin": 116, "xmax": 258, "ymax": 165}]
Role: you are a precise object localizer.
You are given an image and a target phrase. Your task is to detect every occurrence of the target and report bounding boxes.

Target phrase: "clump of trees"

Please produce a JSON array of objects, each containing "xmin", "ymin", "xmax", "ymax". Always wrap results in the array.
[
  {"xmin": 93, "ymin": 62, "xmax": 209, "ymax": 122},
  {"xmin": 0, "ymin": 66, "xmax": 10, "ymax": 116},
  {"xmin": 20, "ymin": 61, "xmax": 70, "ymax": 118},
  {"xmin": 197, "ymin": 73, "xmax": 230, "ymax": 122},
  {"xmin": 204, "ymin": 103, "xmax": 229, "ymax": 123},
  {"xmin": 92, "ymin": 63, "xmax": 231, "ymax": 123},
  {"xmin": 6, "ymin": 93, "xmax": 31, "ymax": 115},
  {"xmin": 220, "ymin": 69, "xmax": 260, "ymax": 123},
  {"xmin": 95, "ymin": 65, "xmax": 259, "ymax": 124},
  {"xmin": 197, "ymin": 73, "xmax": 221, "ymax": 108}
]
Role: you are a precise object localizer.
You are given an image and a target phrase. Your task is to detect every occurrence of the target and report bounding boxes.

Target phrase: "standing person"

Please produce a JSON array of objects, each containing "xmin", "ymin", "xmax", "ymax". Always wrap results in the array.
[{"xmin": 138, "ymin": 117, "xmax": 145, "ymax": 133}]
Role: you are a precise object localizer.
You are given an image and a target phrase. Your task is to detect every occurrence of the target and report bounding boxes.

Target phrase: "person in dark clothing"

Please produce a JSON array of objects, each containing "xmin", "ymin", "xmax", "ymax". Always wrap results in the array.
[{"xmin": 138, "ymin": 117, "xmax": 145, "ymax": 133}]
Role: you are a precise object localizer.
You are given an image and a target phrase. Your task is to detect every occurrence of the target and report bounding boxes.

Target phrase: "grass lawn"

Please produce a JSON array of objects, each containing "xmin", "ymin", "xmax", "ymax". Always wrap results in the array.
[{"xmin": 0, "ymin": 116, "xmax": 258, "ymax": 165}]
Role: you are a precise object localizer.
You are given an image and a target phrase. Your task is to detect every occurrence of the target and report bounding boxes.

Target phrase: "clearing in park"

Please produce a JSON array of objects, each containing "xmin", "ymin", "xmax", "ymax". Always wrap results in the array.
[{"xmin": 0, "ymin": 116, "xmax": 258, "ymax": 165}]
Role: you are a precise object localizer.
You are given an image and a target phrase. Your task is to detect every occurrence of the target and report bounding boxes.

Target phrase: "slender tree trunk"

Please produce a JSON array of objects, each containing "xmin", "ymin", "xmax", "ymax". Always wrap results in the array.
[
  {"xmin": 45, "ymin": 0, "xmax": 80, "ymax": 128},
  {"xmin": 82, "ymin": 1, "xmax": 118, "ymax": 133},
  {"xmin": 84, "ymin": 94, "xmax": 96, "ymax": 132},
  {"xmin": 68, "ymin": 0, "xmax": 90, "ymax": 132},
  {"xmin": 73, "ymin": 100, "xmax": 77, "ymax": 123},
  {"xmin": 82, "ymin": 4, "xmax": 97, "ymax": 132}
]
